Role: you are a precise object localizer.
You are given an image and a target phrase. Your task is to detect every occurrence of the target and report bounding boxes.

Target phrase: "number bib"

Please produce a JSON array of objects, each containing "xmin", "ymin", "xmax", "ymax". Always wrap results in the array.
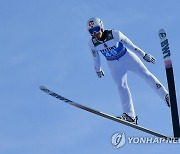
[{"xmin": 92, "ymin": 30, "xmax": 127, "ymax": 61}]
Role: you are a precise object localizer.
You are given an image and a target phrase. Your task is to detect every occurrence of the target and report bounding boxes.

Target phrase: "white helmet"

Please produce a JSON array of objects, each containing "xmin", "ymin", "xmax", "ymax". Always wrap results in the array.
[{"xmin": 87, "ymin": 17, "xmax": 104, "ymax": 35}]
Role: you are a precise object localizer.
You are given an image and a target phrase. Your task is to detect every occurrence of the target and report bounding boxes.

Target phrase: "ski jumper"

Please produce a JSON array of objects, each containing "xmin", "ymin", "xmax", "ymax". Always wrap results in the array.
[{"xmin": 88, "ymin": 30, "xmax": 169, "ymax": 118}]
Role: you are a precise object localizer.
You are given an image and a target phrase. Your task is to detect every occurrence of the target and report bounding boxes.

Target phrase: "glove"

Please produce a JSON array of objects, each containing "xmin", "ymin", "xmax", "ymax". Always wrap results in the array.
[
  {"xmin": 96, "ymin": 70, "xmax": 105, "ymax": 78},
  {"xmin": 143, "ymin": 53, "xmax": 156, "ymax": 64}
]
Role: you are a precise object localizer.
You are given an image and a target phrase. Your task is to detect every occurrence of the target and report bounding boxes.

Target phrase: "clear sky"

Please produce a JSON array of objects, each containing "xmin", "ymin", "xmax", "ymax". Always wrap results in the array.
[{"xmin": 1, "ymin": 0, "xmax": 180, "ymax": 153}]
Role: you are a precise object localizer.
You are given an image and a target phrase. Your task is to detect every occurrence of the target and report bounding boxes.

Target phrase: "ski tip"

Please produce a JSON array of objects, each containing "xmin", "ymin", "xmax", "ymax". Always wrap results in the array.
[
  {"xmin": 158, "ymin": 28, "xmax": 166, "ymax": 34},
  {"xmin": 158, "ymin": 28, "xmax": 167, "ymax": 40},
  {"xmin": 39, "ymin": 86, "xmax": 47, "ymax": 90}
]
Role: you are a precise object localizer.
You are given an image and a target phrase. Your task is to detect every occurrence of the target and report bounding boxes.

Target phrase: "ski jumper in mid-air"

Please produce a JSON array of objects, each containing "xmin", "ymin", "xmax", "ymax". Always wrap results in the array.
[{"xmin": 87, "ymin": 17, "xmax": 170, "ymax": 124}]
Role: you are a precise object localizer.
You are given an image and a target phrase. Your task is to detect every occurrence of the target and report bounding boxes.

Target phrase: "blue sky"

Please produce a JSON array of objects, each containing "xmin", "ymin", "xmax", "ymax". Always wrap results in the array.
[{"xmin": 0, "ymin": 0, "xmax": 180, "ymax": 153}]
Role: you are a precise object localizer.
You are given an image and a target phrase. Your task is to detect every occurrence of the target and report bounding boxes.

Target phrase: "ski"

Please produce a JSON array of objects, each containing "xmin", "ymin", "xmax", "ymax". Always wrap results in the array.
[
  {"xmin": 158, "ymin": 29, "xmax": 180, "ymax": 138},
  {"xmin": 40, "ymin": 86, "xmax": 170, "ymax": 140}
]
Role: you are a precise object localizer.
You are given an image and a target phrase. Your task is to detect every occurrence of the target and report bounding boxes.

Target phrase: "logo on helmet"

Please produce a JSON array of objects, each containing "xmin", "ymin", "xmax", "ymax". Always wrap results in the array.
[{"xmin": 89, "ymin": 20, "xmax": 94, "ymax": 28}]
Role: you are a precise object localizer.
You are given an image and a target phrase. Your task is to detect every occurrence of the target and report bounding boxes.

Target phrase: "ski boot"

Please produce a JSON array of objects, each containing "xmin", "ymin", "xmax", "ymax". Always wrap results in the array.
[{"xmin": 117, "ymin": 113, "xmax": 138, "ymax": 125}]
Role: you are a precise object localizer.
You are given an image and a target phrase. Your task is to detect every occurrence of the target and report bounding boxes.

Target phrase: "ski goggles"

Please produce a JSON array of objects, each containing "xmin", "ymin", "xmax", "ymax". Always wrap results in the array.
[{"xmin": 89, "ymin": 26, "xmax": 101, "ymax": 35}]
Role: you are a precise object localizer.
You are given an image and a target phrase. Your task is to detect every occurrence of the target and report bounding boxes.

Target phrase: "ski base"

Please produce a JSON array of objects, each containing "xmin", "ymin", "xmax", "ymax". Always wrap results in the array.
[{"xmin": 40, "ymin": 86, "xmax": 171, "ymax": 140}]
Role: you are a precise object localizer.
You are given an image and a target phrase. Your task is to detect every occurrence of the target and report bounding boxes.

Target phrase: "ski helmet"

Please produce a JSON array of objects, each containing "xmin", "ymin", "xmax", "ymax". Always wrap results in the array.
[{"xmin": 87, "ymin": 17, "xmax": 104, "ymax": 35}]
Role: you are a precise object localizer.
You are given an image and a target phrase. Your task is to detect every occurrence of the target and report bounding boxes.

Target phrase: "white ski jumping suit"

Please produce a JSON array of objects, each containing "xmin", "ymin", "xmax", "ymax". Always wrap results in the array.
[{"xmin": 88, "ymin": 29, "xmax": 168, "ymax": 118}]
